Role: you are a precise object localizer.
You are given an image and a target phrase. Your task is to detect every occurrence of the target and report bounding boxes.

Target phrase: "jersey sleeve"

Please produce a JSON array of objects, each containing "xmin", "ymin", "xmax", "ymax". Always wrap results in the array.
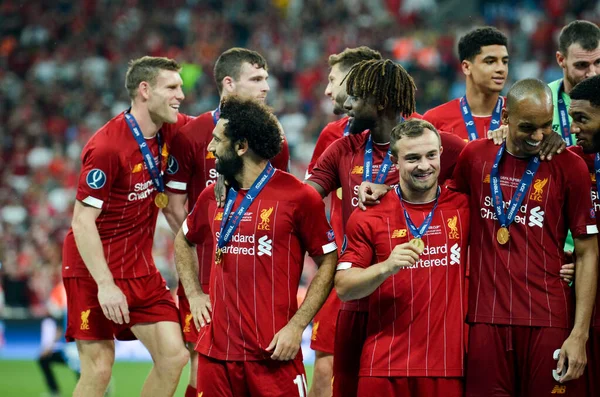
[
  {"xmin": 306, "ymin": 139, "xmax": 343, "ymax": 194},
  {"xmin": 422, "ymin": 109, "xmax": 441, "ymax": 130},
  {"xmin": 449, "ymin": 141, "xmax": 473, "ymax": 194},
  {"xmin": 307, "ymin": 125, "xmax": 341, "ymax": 175},
  {"xmin": 337, "ymin": 210, "xmax": 374, "ymax": 270},
  {"xmin": 272, "ymin": 137, "xmax": 290, "ymax": 172},
  {"xmin": 164, "ymin": 126, "xmax": 195, "ymax": 194},
  {"xmin": 565, "ymin": 155, "xmax": 599, "ymax": 238},
  {"xmin": 294, "ymin": 186, "xmax": 338, "ymax": 258},
  {"xmin": 439, "ymin": 132, "xmax": 467, "ymax": 183},
  {"xmin": 75, "ymin": 139, "xmax": 120, "ymax": 209},
  {"xmin": 182, "ymin": 184, "xmax": 216, "ymax": 245}
]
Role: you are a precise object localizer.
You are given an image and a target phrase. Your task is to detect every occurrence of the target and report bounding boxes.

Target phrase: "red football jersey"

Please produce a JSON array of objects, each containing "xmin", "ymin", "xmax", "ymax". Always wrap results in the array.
[
  {"xmin": 164, "ymin": 109, "xmax": 291, "ymax": 289},
  {"xmin": 452, "ymin": 139, "xmax": 598, "ymax": 328},
  {"xmin": 309, "ymin": 130, "xmax": 465, "ymax": 311},
  {"xmin": 62, "ymin": 112, "xmax": 193, "ymax": 279},
  {"xmin": 183, "ymin": 170, "xmax": 337, "ymax": 361},
  {"xmin": 568, "ymin": 146, "xmax": 600, "ymax": 328},
  {"xmin": 339, "ymin": 185, "xmax": 470, "ymax": 377},
  {"xmin": 423, "ymin": 97, "xmax": 505, "ymax": 141}
]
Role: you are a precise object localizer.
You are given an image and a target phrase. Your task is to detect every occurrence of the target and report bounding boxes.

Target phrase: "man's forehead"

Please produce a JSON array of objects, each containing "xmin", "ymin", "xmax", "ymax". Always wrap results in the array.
[
  {"xmin": 566, "ymin": 43, "xmax": 600, "ymax": 60},
  {"xmin": 239, "ymin": 62, "xmax": 268, "ymax": 77}
]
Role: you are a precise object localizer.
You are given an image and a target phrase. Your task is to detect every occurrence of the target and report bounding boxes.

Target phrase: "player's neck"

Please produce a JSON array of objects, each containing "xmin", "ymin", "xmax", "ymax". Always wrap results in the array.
[
  {"xmin": 561, "ymin": 75, "xmax": 574, "ymax": 95},
  {"xmin": 399, "ymin": 181, "xmax": 439, "ymax": 204},
  {"xmin": 370, "ymin": 116, "xmax": 397, "ymax": 144},
  {"xmin": 465, "ymin": 83, "xmax": 500, "ymax": 116},
  {"xmin": 129, "ymin": 103, "xmax": 162, "ymax": 138},
  {"xmin": 505, "ymin": 138, "xmax": 532, "ymax": 159},
  {"xmin": 236, "ymin": 159, "xmax": 270, "ymax": 189}
]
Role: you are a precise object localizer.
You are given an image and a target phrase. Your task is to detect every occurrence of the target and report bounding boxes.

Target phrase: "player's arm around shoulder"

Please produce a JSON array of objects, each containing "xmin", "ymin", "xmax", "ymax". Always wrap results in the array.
[
  {"xmin": 304, "ymin": 137, "xmax": 347, "ymax": 198},
  {"xmin": 335, "ymin": 208, "xmax": 421, "ymax": 302}
]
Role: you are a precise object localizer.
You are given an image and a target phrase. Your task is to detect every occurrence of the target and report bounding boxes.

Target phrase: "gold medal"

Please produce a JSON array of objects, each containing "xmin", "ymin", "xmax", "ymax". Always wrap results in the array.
[
  {"xmin": 215, "ymin": 248, "xmax": 223, "ymax": 265},
  {"xmin": 409, "ymin": 238, "xmax": 425, "ymax": 254},
  {"xmin": 154, "ymin": 192, "xmax": 169, "ymax": 208},
  {"xmin": 497, "ymin": 227, "xmax": 510, "ymax": 245},
  {"xmin": 336, "ymin": 187, "xmax": 343, "ymax": 200}
]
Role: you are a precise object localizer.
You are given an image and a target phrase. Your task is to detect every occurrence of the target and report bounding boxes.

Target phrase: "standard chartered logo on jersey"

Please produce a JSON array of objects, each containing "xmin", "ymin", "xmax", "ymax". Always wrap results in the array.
[
  {"xmin": 129, "ymin": 180, "xmax": 155, "ymax": 201},
  {"xmin": 213, "ymin": 232, "xmax": 273, "ymax": 257},
  {"xmin": 400, "ymin": 243, "xmax": 461, "ymax": 270},
  {"xmin": 481, "ymin": 195, "xmax": 545, "ymax": 229},
  {"xmin": 591, "ymin": 189, "xmax": 600, "ymax": 212}
]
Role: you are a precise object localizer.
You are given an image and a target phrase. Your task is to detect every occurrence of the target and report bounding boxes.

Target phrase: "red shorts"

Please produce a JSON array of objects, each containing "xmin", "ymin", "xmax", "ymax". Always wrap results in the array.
[
  {"xmin": 587, "ymin": 327, "xmax": 600, "ymax": 397},
  {"xmin": 196, "ymin": 354, "xmax": 307, "ymax": 397},
  {"xmin": 465, "ymin": 323, "xmax": 585, "ymax": 396},
  {"xmin": 332, "ymin": 309, "xmax": 369, "ymax": 397},
  {"xmin": 357, "ymin": 377, "xmax": 463, "ymax": 397},
  {"xmin": 310, "ymin": 288, "xmax": 341, "ymax": 354},
  {"xmin": 64, "ymin": 272, "xmax": 180, "ymax": 342},
  {"xmin": 178, "ymin": 284, "xmax": 209, "ymax": 344}
]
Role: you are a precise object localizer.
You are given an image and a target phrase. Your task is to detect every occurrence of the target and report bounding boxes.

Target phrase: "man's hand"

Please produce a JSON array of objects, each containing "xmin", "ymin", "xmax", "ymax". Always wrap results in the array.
[
  {"xmin": 539, "ymin": 132, "xmax": 566, "ymax": 161},
  {"xmin": 487, "ymin": 125, "xmax": 508, "ymax": 145},
  {"xmin": 189, "ymin": 292, "xmax": 212, "ymax": 329},
  {"xmin": 560, "ymin": 256, "xmax": 575, "ymax": 284},
  {"xmin": 97, "ymin": 282, "xmax": 130, "ymax": 324},
  {"xmin": 556, "ymin": 334, "xmax": 588, "ymax": 382},
  {"xmin": 382, "ymin": 243, "xmax": 421, "ymax": 275},
  {"xmin": 358, "ymin": 181, "xmax": 392, "ymax": 211},
  {"xmin": 215, "ymin": 174, "xmax": 227, "ymax": 208},
  {"xmin": 266, "ymin": 322, "xmax": 304, "ymax": 361}
]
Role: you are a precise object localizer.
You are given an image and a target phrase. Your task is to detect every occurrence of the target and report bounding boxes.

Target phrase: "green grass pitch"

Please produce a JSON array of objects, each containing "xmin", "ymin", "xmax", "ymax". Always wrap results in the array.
[{"xmin": 0, "ymin": 360, "xmax": 314, "ymax": 396}]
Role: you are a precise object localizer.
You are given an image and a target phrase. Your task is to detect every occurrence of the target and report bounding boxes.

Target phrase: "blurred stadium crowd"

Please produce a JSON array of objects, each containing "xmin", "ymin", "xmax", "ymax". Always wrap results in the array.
[{"xmin": 1, "ymin": 0, "xmax": 599, "ymax": 318}]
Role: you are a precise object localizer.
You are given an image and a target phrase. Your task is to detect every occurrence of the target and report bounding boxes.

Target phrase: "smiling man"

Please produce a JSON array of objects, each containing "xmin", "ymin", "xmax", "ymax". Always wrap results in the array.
[
  {"xmin": 566, "ymin": 75, "xmax": 600, "ymax": 396},
  {"xmin": 334, "ymin": 119, "xmax": 471, "ymax": 397},
  {"xmin": 549, "ymin": 20, "xmax": 600, "ymax": 146},
  {"xmin": 424, "ymin": 26, "xmax": 509, "ymax": 141},
  {"xmin": 452, "ymin": 78, "xmax": 598, "ymax": 396},
  {"xmin": 62, "ymin": 56, "xmax": 194, "ymax": 397}
]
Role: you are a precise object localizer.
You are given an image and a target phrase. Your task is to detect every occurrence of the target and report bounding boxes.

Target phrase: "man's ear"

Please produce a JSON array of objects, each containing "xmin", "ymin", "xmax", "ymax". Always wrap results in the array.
[{"xmin": 235, "ymin": 139, "xmax": 248, "ymax": 156}]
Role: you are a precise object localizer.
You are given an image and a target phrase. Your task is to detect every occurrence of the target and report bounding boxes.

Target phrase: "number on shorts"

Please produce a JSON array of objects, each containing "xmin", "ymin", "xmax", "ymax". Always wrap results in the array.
[
  {"xmin": 552, "ymin": 348, "xmax": 562, "ymax": 382},
  {"xmin": 293, "ymin": 374, "xmax": 308, "ymax": 397}
]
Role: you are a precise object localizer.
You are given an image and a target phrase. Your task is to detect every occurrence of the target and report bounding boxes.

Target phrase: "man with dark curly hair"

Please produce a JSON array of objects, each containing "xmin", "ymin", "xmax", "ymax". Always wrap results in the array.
[
  {"xmin": 162, "ymin": 48, "xmax": 290, "ymax": 397},
  {"xmin": 174, "ymin": 96, "xmax": 338, "ymax": 396}
]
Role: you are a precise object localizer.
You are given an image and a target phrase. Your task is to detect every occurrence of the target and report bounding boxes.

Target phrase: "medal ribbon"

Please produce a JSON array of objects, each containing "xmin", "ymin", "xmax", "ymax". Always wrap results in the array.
[
  {"xmin": 396, "ymin": 186, "xmax": 440, "ymax": 239},
  {"xmin": 212, "ymin": 106, "xmax": 221, "ymax": 126},
  {"xmin": 343, "ymin": 118, "xmax": 350, "ymax": 136},
  {"xmin": 460, "ymin": 95, "xmax": 503, "ymax": 141},
  {"xmin": 363, "ymin": 135, "xmax": 393, "ymax": 183},
  {"xmin": 217, "ymin": 162, "xmax": 275, "ymax": 250},
  {"xmin": 490, "ymin": 143, "xmax": 540, "ymax": 228},
  {"xmin": 557, "ymin": 81, "xmax": 573, "ymax": 146},
  {"xmin": 124, "ymin": 111, "xmax": 165, "ymax": 194}
]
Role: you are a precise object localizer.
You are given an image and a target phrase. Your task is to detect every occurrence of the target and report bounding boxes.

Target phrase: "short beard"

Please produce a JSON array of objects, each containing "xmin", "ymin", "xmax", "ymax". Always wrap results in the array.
[
  {"xmin": 333, "ymin": 93, "xmax": 347, "ymax": 115},
  {"xmin": 215, "ymin": 148, "xmax": 244, "ymax": 186},
  {"xmin": 349, "ymin": 117, "xmax": 376, "ymax": 134}
]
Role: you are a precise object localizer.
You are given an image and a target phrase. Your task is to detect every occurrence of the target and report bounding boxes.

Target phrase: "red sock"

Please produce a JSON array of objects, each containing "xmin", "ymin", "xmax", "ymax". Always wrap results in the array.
[{"xmin": 185, "ymin": 385, "xmax": 197, "ymax": 397}]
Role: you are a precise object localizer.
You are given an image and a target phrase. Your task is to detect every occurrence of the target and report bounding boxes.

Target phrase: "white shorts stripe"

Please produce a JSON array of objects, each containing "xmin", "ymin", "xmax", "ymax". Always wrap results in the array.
[
  {"xmin": 337, "ymin": 262, "xmax": 352, "ymax": 271},
  {"xmin": 182, "ymin": 219, "xmax": 190, "ymax": 236}
]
